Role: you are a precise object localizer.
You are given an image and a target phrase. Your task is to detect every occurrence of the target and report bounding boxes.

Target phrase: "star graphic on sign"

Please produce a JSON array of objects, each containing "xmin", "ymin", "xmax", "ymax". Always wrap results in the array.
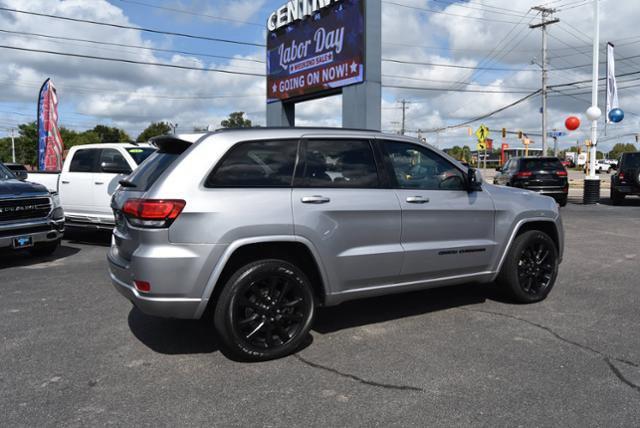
[
  {"xmin": 350, "ymin": 61, "xmax": 358, "ymax": 74},
  {"xmin": 272, "ymin": 83, "xmax": 277, "ymax": 93}
]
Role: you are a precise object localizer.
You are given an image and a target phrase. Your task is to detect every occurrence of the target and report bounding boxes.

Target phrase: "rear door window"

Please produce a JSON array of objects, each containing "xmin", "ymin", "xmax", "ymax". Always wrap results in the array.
[
  {"xmin": 206, "ymin": 140, "xmax": 298, "ymax": 187},
  {"xmin": 69, "ymin": 149, "xmax": 99, "ymax": 172},
  {"xmin": 299, "ymin": 139, "xmax": 379, "ymax": 188}
]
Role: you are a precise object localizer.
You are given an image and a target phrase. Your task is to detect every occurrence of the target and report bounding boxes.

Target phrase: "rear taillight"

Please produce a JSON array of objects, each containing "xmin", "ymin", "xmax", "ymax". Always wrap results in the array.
[
  {"xmin": 619, "ymin": 172, "xmax": 625, "ymax": 181},
  {"xmin": 122, "ymin": 199, "xmax": 186, "ymax": 228},
  {"xmin": 516, "ymin": 171, "xmax": 533, "ymax": 178},
  {"xmin": 134, "ymin": 280, "xmax": 151, "ymax": 293},
  {"xmin": 556, "ymin": 170, "xmax": 568, "ymax": 177}
]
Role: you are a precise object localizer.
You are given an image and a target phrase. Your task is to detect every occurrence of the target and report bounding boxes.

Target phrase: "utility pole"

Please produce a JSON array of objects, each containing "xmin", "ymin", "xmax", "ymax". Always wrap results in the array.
[
  {"xmin": 398, "ymin": 99, "xmax": 410, "ymax": 135},
  {"xmin": 530, "ymin": 6, "xmax": 559, "ymax": 157},
  {"xmin": 10, "ymin": 128, "xmax": 16, "ymax": 163}
]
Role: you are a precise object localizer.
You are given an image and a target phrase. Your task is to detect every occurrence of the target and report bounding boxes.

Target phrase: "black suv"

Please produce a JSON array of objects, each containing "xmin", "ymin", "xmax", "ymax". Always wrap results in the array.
[
  {"xmin": 610, "ymin": 152, "xmax": 640, "ymax": 205},
  {"xmin": 493, "ymin": 157, "xmax": 568, "ymax": 206}
]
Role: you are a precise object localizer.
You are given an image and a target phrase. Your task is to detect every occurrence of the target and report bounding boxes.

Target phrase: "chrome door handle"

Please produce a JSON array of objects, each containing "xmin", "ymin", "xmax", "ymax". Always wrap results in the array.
[
  {"xmin": 406, "ymin": 196, "xmax": 429, "ymax": 204},
  {"xmin": 301, "ymin": 195, "xmax": 330, "ymax": 204},
  {"xmin": 95, "ymin": 182, "xmax": 104, "ymax": 185}
]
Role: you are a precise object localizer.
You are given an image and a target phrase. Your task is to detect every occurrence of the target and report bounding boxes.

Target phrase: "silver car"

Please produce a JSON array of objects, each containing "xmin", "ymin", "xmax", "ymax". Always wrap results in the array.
[{"xmin": 108, "ymin": 129, "xmax": 564, "ymax": 361}]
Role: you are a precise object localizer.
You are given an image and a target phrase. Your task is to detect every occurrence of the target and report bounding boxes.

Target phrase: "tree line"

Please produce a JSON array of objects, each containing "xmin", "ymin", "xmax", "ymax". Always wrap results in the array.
[{"xmin": 0, "ymin": 112, "xmax": 253, "ymax": 165}]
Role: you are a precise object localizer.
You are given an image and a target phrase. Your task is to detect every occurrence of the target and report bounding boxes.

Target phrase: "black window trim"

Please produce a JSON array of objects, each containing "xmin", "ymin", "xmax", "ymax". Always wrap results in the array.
[
  {"xmin": 293, "ymin": 137, "xmax": 385, "ymax": 189},
  {"xmin": 377, "ymin": 139, "xmax": 468, "ymax": 191},
  {"xmin": 204, "ymin": 138, "xmax": 301, "ymax": 189}
]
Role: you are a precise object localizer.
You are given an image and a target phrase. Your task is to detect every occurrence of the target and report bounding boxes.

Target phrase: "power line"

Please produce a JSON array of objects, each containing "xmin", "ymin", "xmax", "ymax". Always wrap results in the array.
[
  {"xmin": 381, "ymin": 57, "xmax": 539, "ymax": 71},
  {"xmin": 382, "ymin": 84, "xmax": 534, "ymax": 94},
  {"xmin": 382, "ymin": 1, "xmax": 529, "ymax": 24},
  {"xmin": 0, "ymin": 29, "xmax": 266, "ymax": 64},
  {"xmin": 424, "ymin": 91, "xmax": 541, "ymax": 132},
  {"xmin": 0, "ymin": 45, "xmax": 264, "ymax": 77},
  {"xmin": 117, "ymin": 0, "xmax": 264, "ymax": 27},
  {"xmin": 0, "ymin": 6, "xmax": 266, "ymax": 48}
]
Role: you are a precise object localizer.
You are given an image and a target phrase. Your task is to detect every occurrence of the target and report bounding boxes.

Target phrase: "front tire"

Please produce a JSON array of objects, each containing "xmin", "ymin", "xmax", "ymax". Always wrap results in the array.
[
  {"xmin": 213, "ymin": 259, "xmax": 315, "ymax": 361},
  {"xmin": 496, "ymin": 231, "xmax": 558, "ymax": 303}
]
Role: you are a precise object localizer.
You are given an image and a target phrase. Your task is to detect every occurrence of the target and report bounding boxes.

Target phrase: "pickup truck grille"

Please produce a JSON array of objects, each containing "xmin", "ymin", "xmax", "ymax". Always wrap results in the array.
[{"xmin": 0, "ymin": 197, "xmax": 51, "ymax": 222}]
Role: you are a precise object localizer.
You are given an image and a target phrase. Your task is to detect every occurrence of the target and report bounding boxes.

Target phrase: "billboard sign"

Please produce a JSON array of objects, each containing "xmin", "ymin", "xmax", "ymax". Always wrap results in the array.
[{"xmin": 266, "ymin": 0, "xmax": 365, "ymax": 103}]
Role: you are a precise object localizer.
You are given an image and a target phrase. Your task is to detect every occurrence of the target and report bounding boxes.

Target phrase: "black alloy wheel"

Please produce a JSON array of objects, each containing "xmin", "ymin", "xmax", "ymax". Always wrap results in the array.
[
  {"xmin": 497, "ymin": 230, "xmax": 558, "ymax": 303},
  {"xmin": 214, "ymin": 259, "xmax": 315, "ymax": 361},
  {"xmin": 516, "ymin": 241, "xmax": 555, "ymax": 297},
  {"xmin": 233, "ymin": 274, "xmax": 309, "ymax": 350}
]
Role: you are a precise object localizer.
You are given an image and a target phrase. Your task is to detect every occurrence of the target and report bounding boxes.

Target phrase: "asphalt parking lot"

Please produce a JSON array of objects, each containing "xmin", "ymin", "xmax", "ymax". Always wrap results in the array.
[{"xmin": 1, "ymin": 198, "xmax": 639, "ymax": 426}]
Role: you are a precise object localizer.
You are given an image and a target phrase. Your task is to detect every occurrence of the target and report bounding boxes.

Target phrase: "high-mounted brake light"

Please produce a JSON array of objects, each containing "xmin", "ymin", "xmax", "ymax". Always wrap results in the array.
[
  {"xmin": 516, "ymin": 171, "xmax": 533, "ymax": 178},
  {"xmin": 122, "ymin": 199, "xmax": 185, "ymax": 228}
]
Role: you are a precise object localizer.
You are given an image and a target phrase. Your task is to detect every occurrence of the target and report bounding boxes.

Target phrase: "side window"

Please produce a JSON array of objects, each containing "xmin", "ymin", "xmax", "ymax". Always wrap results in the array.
[
  {"xmin": 382, "ymin": 141, "xmax": 466, "ymax": 191},
  {"xmin": 206, "ymin": 140, "xmax": 297, "ymax": 187},
  {"xmin": 509, "ymin": 159, "xmax": 519, "ymax": 172},
  {"xmin": 301, "ymin": 139, "xmax": 379, "ymax": 188},
  {"xmin": 69, "ymin": 149, "xmax": 99, "ymax": 173},
  {"xmin": 502, "ymin": 160, "xmax": 511, "ymax": 171},
  {"xmin": 99, "ymin": 149, "xmax": 131, "ymax": 173}
]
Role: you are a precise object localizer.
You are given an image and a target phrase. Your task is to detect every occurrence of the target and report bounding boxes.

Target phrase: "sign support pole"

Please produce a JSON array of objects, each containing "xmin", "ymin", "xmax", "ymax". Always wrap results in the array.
[
  {"xmin": 266, "ymin": 100, "xmax": 295, "ymax": 127},
  {"xmin": 342, "ymin": 0, "xmax": 381, "ymax": 130}
]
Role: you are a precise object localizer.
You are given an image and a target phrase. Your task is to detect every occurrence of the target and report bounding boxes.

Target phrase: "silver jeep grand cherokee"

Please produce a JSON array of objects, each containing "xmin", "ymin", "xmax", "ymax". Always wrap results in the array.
[{"xmin": 108, "ymin": 128, "xmax": 563, "ymax": 361}]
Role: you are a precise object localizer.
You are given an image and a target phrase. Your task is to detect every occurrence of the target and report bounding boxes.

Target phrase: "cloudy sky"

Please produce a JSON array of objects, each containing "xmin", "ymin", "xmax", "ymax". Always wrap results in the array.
[{"xmin": 0, "ymin": 0, "xmax": 638, "ymax": 152}]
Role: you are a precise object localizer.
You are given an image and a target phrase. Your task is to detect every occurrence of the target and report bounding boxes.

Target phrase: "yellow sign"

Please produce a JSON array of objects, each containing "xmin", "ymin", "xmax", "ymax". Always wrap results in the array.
[
  {"xmin": 475, "ymin": 124, "xmax": 490, "ymax": 143},
  {"xmin": 477, "ymin": 142, "xmax": 487, "ymax": 151}
]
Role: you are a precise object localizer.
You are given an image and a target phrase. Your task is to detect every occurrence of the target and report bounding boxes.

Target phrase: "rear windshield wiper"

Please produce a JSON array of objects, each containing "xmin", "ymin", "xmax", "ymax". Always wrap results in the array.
[{"xmin": 119, "ymin": 179, "xmax": 137, "ymax": 188}]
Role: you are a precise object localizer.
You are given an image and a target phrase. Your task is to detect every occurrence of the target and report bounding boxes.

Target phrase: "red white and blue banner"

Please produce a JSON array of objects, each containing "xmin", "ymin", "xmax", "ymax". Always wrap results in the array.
[
  {"xmin": 37, "ymin": 78, "xmax": 64, "ymax": 171},
  {"xmin": 267, "ymin": 0, "xmax": 364, "ymax": 103}
]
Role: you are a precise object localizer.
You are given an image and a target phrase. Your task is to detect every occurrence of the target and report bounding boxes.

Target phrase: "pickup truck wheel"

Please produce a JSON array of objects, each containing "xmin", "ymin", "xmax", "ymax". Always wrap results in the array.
[
  {"xmin": 497, "ymin": 231, "xmax": 558, "ymax": 303},
  {"xmin": 213, "ymin": 259, "xmax": 315, "ymax": 361},
  {"xmin": 29, "ymin": 239, "xmax": 60, "ymax": 257}
]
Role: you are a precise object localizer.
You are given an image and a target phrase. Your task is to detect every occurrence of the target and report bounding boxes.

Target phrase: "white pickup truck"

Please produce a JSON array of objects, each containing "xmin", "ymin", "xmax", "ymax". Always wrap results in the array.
[{"xmin": 28, "ymin": 143, "xmax": 156, "ymax": 229}]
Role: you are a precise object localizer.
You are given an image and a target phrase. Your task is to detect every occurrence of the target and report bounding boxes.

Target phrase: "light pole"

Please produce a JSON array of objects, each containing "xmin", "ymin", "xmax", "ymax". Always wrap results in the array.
[
  {"xmin": 10, "ymin": 128, "xmax": 16, "ymax": 163},
  {"xmin": 584, "ymin": 0, "xmax": 601, "ymax": 204}
]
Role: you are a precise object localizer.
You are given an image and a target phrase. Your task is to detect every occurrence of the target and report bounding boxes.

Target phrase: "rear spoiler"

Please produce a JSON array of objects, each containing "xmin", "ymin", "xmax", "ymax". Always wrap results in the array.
[{"xmin": 149, "ymin": 135, "xmax": 193, "ymax": 154}]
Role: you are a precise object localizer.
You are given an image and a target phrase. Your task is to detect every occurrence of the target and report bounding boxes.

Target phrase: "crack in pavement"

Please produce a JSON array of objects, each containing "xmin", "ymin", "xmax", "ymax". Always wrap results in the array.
[
  {"xmin": 462, "ymin": 307, "xmax": 640, "ymax": 393},
  {"xmin": 294, "ymin": 354, "xmax": 424, "ymax": 392}
]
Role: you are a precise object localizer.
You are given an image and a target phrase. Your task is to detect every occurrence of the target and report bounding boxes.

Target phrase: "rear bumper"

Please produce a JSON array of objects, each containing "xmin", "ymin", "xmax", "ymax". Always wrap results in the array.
[
  {"xmin": 613, "ymin": 185, "xmax": 640, "ymax": 195},
  {"xmin": 107, "ymin": 249, "xmax": 203, "ymax": 319},
  {"xmin": 0, "ymin": 218, "xmax": 64, "ymax": 249}
]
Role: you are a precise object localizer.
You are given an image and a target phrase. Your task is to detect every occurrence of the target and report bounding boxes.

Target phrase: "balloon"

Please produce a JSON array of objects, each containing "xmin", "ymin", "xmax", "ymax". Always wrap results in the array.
[
  {"xmin": 586, "ymin": 106, "xmax": 602, "ymax": 121},
  {"xmin": 565, "ymin": 116, "xmax": 580, "ymax": 131},
  {"xmin": 608, "ymin": 108, "xmax": 624, "ymax": 123}
]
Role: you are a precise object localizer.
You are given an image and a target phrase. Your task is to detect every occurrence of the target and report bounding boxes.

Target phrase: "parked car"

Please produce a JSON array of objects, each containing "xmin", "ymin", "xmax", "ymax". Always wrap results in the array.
[
  {"xmin": 493, "ymin": 157, "xmax": 568, "ymax": 206},
  {"xmin": 108, "ymin": 129, "xmax": 564, "ymax": 361},
  {"xmin": 0, "ymin": 162, "xmax": 64, "ymax": 256},
  {"xmin": 610, "ymin": 151, "xmax": 640, "ymax": 205},
  {"xmin": 3, "ymin": 163, "xmax": 29, "ymax": 181},
  {"xmin": 28, "ymin": 143, "xmax": 156, "ymax": 229}
]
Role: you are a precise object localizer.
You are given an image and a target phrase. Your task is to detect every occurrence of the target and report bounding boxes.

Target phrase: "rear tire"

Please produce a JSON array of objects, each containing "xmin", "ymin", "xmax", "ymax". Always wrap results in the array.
[
  {"xmin": 496, "ymin": 231, "xmax": 558, "ymax": 303},
  {"xmin": 213, "ymin": 259, "xmax": 315, "ymax": 361},
  {"xmin": 610, "ymin": 188, "xmax": 624, "ymax": 205},
  {"xmin": 29, "ymin": 239, "xmax": 60, "ymax": 257},
  {"xmin": 557, "ymin": 195, "xmax": 568, "ymax": 207}
]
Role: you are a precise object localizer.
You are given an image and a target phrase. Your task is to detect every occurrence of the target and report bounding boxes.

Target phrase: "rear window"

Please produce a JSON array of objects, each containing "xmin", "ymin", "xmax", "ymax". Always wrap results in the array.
[
  {"xmin": 125, "ymin": 151, "xmax": 180, "ymax": 191},
  {"xmin": 621, "ymin": 153, "xmax": 640, "ymax": 168},
  {"xmin": 521, "ymin": 158, "xmax": 564, "ymax": 171},
  {"xmin": 126, "ymin": 147, "xmax": 156, "ymax": 165}
]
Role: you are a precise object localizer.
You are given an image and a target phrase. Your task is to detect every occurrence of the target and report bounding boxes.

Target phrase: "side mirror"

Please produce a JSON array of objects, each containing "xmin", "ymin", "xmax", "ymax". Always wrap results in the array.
[
  {"xmin": 101, "ymin": 162, "xmax": 131, "ymax": 175},
  {"xmin": 466, "ymin": 167, "xmax": 483, "ymax": 192},
  {"xmin": 495, "ymin": 167, "xmax": 502, "ymax": 172},
  {"xmin": 15, "ymin": 170, "xmax": 28, "ymax": 181}
]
